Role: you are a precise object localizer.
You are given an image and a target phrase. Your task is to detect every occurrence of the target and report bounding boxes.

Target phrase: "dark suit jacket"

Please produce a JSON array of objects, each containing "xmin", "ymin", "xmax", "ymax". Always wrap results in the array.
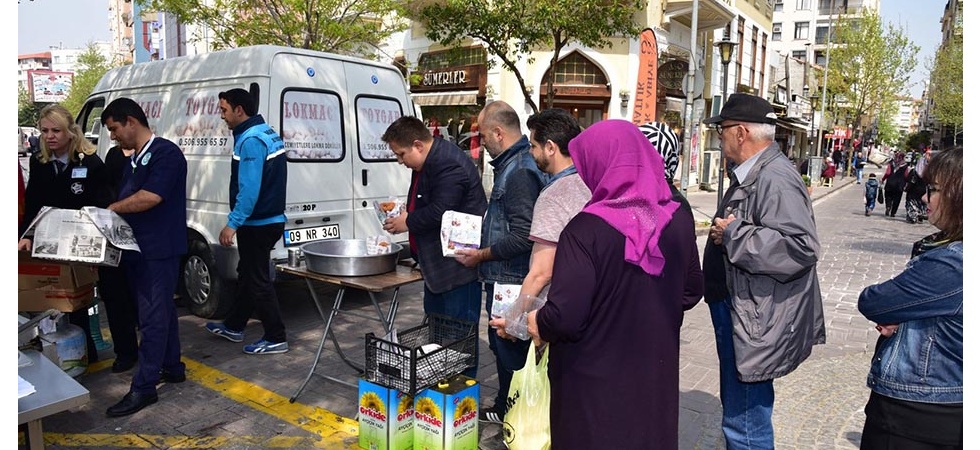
[
  {"xmin": 20, "ymin": 152, "xmax": 113, "ymax": 237},
  {"xmin": 406, "ymin": 137, "xmax": 488, "ymax": 293}
]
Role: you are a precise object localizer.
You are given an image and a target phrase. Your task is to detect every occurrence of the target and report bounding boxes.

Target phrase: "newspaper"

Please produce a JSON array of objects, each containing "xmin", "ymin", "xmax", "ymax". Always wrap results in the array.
[{"xmin": 22, "ymin": 207, "xmax": 140, "ymax": 265}]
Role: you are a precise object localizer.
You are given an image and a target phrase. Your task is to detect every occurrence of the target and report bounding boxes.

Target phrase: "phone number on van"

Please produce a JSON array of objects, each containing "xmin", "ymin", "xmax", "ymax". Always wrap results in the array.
[
  {"xmin": 283, "ymin": 224, "xmax": 341, "ymax": 246},
  {"xmin": 178, "ymin": 137, "xmax": 229, "ymax": 146}
]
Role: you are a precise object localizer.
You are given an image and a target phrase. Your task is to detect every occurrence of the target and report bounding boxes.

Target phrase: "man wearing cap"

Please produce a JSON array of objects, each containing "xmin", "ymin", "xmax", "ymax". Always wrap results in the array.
[{"xmin": 701, "ymin": 93, "xmax": 826, "ymax": 449}]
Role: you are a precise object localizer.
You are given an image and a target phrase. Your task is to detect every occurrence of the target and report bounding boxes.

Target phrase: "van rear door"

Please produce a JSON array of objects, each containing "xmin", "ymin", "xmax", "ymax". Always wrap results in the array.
[
  {"xmin": 344, "ymin": 61, "xmax": 411, "ymax": 243},
  {"xmin": 270, "ymin": 53, "xmax": 354, "ymax": 258}
]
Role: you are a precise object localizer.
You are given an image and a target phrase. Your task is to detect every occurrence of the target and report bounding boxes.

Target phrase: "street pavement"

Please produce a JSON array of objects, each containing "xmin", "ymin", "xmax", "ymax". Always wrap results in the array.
[{"xmin": 22, "ymin": 167, "xmax": 942, "ymax": 449}]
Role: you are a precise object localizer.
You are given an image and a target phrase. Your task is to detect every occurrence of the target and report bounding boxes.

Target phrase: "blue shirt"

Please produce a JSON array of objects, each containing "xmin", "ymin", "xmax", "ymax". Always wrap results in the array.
[{"xmin": 118, "ymin": 136, "xmax": 188, "ymax": 260}]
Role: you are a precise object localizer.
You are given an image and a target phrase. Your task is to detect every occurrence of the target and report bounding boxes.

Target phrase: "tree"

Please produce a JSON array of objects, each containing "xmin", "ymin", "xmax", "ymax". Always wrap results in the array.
[
  {"xmin": 929, "ymin": 35, "xmax": 962, "ymax": 135},
  {"xmin": 18, "ymin": 86, "xmax": 41, "ymax": 127},
  {"xmin": 61, "ymin": 44, "xmax": 117, "ymax": 118},
  {"xmin": 826, "ymin": 9, "xmax": 919, "ymax": 137},
  {"xmin": 139, "ymin": 0, "xmax": 406, "ymax": 58},
  {"xmin": 406, "ymin": 0, "xmax": 643, "ymax": 113}
]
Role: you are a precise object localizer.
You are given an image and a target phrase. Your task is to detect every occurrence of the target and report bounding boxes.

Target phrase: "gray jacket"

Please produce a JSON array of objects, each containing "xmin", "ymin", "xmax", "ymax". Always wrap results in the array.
[{"xmin": 721, "ymin": 143, "xmax": 826, "ymax": 382}]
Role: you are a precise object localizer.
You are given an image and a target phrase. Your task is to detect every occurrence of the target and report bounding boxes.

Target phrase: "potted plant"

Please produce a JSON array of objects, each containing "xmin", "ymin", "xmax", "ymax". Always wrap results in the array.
[{"xmin": 802, "ymin": 174, "xmax": 813, "ymax": 195}]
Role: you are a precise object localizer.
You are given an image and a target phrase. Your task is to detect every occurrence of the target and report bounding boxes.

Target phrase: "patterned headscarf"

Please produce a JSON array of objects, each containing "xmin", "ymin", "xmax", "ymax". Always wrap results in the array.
[
  {"xmin": 569, "ymin": 120, "xmax": 680, "ymax": 276},
  {"xmin": 637, "ymin": 122, "xmax": 679, "ymax": 182}
]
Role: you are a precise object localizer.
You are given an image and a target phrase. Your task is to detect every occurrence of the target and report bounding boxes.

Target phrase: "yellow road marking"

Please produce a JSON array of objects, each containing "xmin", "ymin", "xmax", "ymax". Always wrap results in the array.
[{"xmin": 30, "ymin": 356, "xmax": 361, "ymax": 448}]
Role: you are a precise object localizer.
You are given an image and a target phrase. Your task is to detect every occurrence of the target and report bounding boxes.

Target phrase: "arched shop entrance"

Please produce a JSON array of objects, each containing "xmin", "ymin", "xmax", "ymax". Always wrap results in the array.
[{"xmin": 539, "ymin": 52, "xmax": 611, "ymax": 129}]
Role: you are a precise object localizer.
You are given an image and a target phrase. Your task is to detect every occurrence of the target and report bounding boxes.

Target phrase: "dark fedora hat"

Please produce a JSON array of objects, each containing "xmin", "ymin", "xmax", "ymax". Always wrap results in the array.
[{"xmin": 703, "ymin": 93, "xmax": 778, "ymax": 125}]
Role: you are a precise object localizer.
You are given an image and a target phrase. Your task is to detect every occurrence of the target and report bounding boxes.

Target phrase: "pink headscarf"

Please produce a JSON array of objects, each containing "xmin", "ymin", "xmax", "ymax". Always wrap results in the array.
[{"xmin": 568, "ymin": 120, "xmax": 680, "ymax": 276}]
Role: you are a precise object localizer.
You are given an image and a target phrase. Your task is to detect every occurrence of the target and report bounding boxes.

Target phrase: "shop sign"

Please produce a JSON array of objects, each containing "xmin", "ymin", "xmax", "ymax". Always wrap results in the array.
[
  {"xmin": 658, "ymin": 60, "xmax": 688, "ymax": 91},
  {"xmin": 411, "ymin": 64, "xmax": 485, "ymax": 93}
]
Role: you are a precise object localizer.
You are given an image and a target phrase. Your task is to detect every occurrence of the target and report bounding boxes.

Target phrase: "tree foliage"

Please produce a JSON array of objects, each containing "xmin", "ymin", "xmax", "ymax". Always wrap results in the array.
[
  {"xmin": 61, "ymin": 45, "xmax": 117, "ymax": 118},
  {"xmin": 18, "ymin": 86, "xmax": 41, "ymax": 127},
  {"xmin": 139, "ymin": 0, "xmax": 406, "ymax": 58},
  {"xmin": 929, "ymin": 35, "xmax": 962, "ymax": 130},
  {"xmin": 826, "ymin": 9, "xmax": 919, "ymax": 136},
  {"xmin": 406, "ymin": 0, "xmax": 643, "ymax": 112}
]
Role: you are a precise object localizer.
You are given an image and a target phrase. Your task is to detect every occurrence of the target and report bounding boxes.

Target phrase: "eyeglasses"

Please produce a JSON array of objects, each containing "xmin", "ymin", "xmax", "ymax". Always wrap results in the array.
[
  {"xmin": 713, "ymin": 123, "xmax": 740, "ymax": 136},
  {"xmin": 926, "ymin": 184, "xmax": 941, "ymax": 202}
]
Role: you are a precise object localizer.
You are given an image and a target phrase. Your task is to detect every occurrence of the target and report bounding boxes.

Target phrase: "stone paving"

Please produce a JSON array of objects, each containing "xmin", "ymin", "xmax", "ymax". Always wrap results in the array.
[{"xmin": 24, "ymin": 168, "xmax": 943, "ymax": 449}]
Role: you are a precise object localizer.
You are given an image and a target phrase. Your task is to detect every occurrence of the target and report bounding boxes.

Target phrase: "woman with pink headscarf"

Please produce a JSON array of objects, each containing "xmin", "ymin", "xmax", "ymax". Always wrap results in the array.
[{"xmin": 526, "ymin": 120, "xmax": 704, "ymax": 449}]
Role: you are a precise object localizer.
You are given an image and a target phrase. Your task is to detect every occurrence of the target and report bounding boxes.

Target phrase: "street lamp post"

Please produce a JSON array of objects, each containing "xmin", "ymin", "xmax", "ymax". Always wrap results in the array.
[
  {"xmin": 810, "ymin": 93, "xmax": 820, "ymax": 160},
  {"xmin": 715, "ymin": 37, "xmax": 737, "ymax": 210},
  {"xmin": 803, "ymin": 83, "xmax": 810, "ymax": 161}
]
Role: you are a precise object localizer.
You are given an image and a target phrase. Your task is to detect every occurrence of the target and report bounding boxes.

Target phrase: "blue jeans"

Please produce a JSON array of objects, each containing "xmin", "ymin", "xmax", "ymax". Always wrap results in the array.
[
  {"xmin": 856, "ymin": 167, "xmax": 864, "ymax": 183},
  {"xmin": 709, "ymin": 299, "xmax": 775, "ymax": 450},
  {"xmin": 423, "ymin": 281, "xmax": 482, "ymax": 378},
  {"xmin": 484, "ymin": 284, "xmax": 531, "ymax": 412}
]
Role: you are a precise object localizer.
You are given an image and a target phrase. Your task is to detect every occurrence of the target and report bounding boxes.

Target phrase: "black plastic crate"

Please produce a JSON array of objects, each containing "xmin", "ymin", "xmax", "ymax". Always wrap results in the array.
[{"xmin": 364, "ymin": 314, "xmax": 477, "ymax": 395}]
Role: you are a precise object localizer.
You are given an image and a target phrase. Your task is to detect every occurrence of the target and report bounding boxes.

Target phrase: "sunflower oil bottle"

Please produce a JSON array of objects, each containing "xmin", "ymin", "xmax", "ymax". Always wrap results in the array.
[
  {"xmin": 358, "ymin": 378, "xmax": 415, "ymax": 450},
  {"xmin": 413, "ymin": 375, "xmax": 479, "ymax": 450}
]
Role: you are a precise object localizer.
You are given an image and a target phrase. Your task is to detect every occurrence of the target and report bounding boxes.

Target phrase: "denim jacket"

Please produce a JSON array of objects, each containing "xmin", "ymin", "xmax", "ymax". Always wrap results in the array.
[
  {"xmin": 479, "ymin": 136, "xmax": 546, "ymax": 284},
  {"xmin": 858, "ymin": 240, "xmax": 963, "ymax": 404}
]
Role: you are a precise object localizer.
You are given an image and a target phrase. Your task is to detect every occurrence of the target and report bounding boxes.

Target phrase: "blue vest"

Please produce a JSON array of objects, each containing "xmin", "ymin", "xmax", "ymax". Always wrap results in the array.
[{"xmin": 229, "ymin": 122, "xmax": 287, "ymax": 222}]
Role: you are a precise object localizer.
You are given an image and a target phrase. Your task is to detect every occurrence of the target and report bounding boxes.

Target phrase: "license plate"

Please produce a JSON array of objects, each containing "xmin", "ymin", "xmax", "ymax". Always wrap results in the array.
[{"xmin": 283, "ymin": 224, "xmax": 340, "ymax": 246}]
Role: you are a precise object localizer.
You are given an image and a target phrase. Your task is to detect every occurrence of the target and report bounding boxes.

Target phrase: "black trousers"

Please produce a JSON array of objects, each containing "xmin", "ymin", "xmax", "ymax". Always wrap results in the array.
[
  {"xmin": 223, "ymin": 223, "xmax": 286, "ymax": 343},
  {"xmin": 98, "ymin": 265, "xmax": 139, "ymax": 363},
  {"xmin": 884, "ymin": 189, "xmax": 903, "ymax": 216},
  {"xmin": 861, "ymin": 391, "xmax": 962, "ymax": 450}
]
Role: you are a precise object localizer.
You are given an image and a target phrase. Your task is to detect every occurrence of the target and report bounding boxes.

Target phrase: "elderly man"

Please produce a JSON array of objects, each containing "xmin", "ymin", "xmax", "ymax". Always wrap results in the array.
[{"xmin": 702, "ymin": 93, "xmax": 826, "ymax": 450}]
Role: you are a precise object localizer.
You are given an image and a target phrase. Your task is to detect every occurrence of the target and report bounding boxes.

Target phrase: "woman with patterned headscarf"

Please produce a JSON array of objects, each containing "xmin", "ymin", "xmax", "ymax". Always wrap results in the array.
[
  {"xmin": 525, "ymin": 120, "xmax": 704, "ymax": 449},
  {"xmin": 637, "ymin": 121, "xmax": 691, "ymax": 213}
]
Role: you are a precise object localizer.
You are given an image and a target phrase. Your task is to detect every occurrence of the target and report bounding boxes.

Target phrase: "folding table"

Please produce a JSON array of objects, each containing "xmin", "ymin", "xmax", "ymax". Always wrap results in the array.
[{"xmin": 275, "ymin": 262, "xmax": 423, "ymax": 403}]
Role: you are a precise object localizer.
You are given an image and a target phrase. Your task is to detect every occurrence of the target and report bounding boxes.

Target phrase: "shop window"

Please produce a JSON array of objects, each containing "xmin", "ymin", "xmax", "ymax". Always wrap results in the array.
[
  {"xmin": 542, "ymin": 52, "xmax": 608, "ymax": 86},
  {"xmin": 417, "ymin": 47, "xmax": 486, "ymax": 70}
]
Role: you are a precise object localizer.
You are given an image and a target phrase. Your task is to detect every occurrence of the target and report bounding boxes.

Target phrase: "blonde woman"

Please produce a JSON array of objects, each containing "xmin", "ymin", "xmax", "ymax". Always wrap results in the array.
[{"xmin": 18, "ymin": 104, "xmax": 113, "ymax": 363}]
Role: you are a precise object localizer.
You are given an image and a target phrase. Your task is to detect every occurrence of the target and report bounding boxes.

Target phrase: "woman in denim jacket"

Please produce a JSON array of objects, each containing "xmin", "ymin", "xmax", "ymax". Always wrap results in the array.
[{"xmin": 857, "ymin": 147, "xmax": 962, "ymax": 449}]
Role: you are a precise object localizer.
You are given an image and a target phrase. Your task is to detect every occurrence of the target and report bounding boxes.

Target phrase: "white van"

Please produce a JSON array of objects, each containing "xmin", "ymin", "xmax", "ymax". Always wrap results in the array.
[{"xmin": 75, "ymin": 45, "xmax": 412, "ymax": 318}]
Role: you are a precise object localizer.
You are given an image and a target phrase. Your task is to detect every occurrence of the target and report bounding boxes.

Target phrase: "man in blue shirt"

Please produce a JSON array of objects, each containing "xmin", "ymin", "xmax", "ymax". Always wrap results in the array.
[
  {"xmin": 205, "ymin": 88, "xmax": 289, "ymax": 355},
  {"xmin": 102, "ymin": 97, "xmax": 188, "ymax": 417}
]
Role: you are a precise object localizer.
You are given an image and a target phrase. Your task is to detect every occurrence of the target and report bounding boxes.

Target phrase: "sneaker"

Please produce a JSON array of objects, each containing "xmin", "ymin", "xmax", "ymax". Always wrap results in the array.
[
  {"xmin": 205, "ymin": 322, "xmax": 244, "ymax": 343},
  {"xmin": 243, "ymin": 339, "xmax": 289, "ymax": 355},
  {"xmin": 479, "ymin": 407, "xmax": 503, "ymax": 424}
]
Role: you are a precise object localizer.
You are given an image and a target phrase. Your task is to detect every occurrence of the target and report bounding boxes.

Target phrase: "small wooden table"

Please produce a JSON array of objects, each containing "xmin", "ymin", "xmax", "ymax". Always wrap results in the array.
[
  {"xmin": 18, "ymin": 350, "xmax": 90, "ymax": 450},
  {"xmin": 276, "ymin": 263, "xmax": 423, "ymax": 402}
]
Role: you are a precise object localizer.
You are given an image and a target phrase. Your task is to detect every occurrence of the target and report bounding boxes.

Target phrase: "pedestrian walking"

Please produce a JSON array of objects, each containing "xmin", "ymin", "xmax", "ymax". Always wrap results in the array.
[
  {"xmin": 102, "ymin": 97, "xmax": 188, "ymax": 417},
  {"xmin": 904, "ymin": 152, "xmax": 927, "ymax": 223},
  {"xmin": 857, "ymin": 147, "xmax": 962, "ymax": 449},
  {"xmin": 864, "ymin": 173, "xmax": 880, "ymax": 216},
  {"xmin": 881, "ymin": 153, "xmax": 908, "ymax": 217},
  {"xmin": 18, "ymin": 104, "xmax": 115, "ymax": 365},
  {"xmin": 205, "ymin": 88, "xmax": 289, "ymax": 355},
  {"xmin": 453, "ymin": 100, "xmax": 547, "ymax": 424},
  {"xmin": 381, "ymin": 116, "xmax": 487, "ymax": 377},
  {"xmin": 854, "ymin": 150, "xmax": 866, "ymax": 184},
  {"xmin": 701, "ymin": 93, "xmax": 826, "ymax": 450},
  {"xmin": 524, "ymin": 119, "xmax": 703, "ymax": 449}
]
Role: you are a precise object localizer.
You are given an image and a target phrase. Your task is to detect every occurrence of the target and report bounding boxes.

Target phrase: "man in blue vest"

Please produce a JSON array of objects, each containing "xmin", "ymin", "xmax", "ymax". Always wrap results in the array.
[
  {"xmin": 102, "ymin": 97, "xmax": 188, "ymax": 417},
  {"xmin": 205, "ymin": 88, "xmax": 289, "ymax": 355}
]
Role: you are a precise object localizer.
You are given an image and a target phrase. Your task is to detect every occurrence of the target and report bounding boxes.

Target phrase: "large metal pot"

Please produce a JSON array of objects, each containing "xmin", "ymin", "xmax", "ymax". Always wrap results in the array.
[{"xmin": 300, "ymin": 239, "xmax": 403, "ymax": 276}]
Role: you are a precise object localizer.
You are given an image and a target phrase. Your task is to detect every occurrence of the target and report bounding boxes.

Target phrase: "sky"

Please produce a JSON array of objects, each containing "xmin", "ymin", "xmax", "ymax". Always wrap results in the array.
[
  {"xmin": 17, "ymin": 0, "xmax": 113, "ymax": 55},
  {"xmin": 877, "ymin": 0, "xmax": 946, "ymax": 98}
]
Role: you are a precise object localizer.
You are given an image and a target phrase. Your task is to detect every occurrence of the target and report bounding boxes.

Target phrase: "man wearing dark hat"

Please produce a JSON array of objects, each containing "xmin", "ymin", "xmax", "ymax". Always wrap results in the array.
[{"xmin": 701, "ymin": 93, "xmax": 826, "ymax": 449}]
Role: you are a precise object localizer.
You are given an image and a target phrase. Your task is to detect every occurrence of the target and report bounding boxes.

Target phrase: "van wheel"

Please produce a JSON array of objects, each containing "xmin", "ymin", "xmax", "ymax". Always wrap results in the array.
[{"xmin": 181, "ymin": 239, "xmax": 234, "ymax": 319}]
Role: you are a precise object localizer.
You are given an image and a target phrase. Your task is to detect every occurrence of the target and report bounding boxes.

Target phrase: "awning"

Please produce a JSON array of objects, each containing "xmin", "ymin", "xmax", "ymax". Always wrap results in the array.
[
  {"xmin": 664, "ymin": 0, "xmax": 736, "ymax": 32},
  {"xmin": 776, "ymin": 118, "xmax": 810, "ymax": 133},
  {"xmin": 410, "ymin": 91, "xmax": 479, "ymax": 106}
]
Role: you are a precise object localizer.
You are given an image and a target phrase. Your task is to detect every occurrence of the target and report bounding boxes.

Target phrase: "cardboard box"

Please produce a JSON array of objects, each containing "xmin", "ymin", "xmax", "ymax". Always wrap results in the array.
[
  {"xmin": 359, "ymin": 378, "xmax": 415, "ymax": 450},
  {"xmin": 414, "ymin": 376, "xmax": 479, "ymax": 450},
  {"xmin": 19, "ymin": 252, "xmax": 98, "ymax": 312},
  {"xmin": 24, "ymin": 207, "xmax": 134, "ymax": 267}
]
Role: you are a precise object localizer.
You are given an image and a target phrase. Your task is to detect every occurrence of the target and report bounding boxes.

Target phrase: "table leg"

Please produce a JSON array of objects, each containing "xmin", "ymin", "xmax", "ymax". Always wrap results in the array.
[
  {"xmin": 327, "ymin": 288, "xmax": 403, "ymax": 373},
  {"xmin": 384, "ymin": 288, "xmax": 402, "ymax": 330},
  {"xmin": 289, "ymin": 282, "xmax": 345, "ymax": 403},
  {"xmin": 26, "ymin": 419, "xmax": 43, "ymax": 450}
]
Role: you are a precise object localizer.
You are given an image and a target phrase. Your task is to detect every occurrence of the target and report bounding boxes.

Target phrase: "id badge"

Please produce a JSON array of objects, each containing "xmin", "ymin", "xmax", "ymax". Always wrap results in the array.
[{"xmin": 71, "ymin": 166, "xmax": 88, "ymax": 178}]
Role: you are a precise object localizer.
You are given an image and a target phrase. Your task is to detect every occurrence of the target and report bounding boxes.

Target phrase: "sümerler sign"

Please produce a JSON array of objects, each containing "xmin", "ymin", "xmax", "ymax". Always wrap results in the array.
[{"xmin": 422, "ymin": 70, "xmax": 468, "ymax": 86}]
